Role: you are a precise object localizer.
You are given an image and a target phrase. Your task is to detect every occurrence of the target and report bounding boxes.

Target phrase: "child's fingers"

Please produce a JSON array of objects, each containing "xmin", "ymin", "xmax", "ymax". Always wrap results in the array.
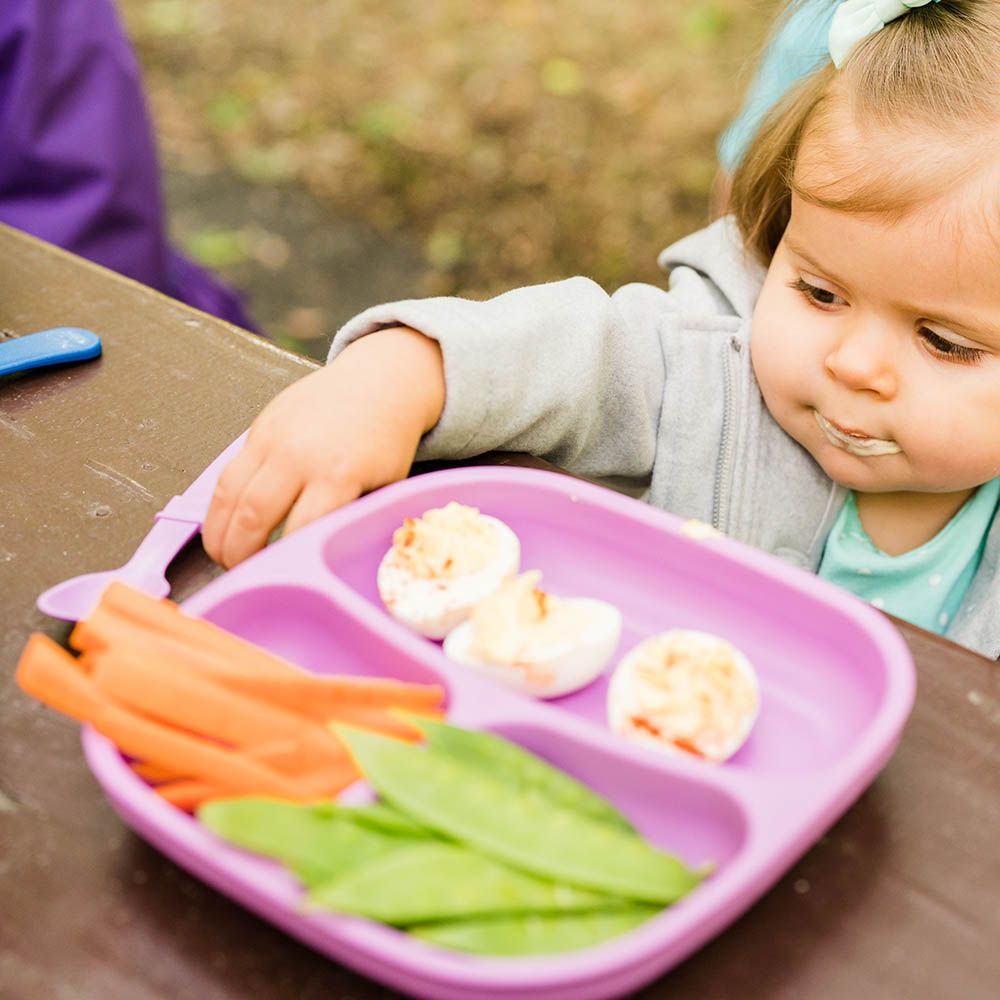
[
  {"xmin": 202, "ymin": 445, "xmax": 263, "ymax": 563},
  {"xmin": 216, "ymin": 461, "xmax": 304, "ymax": 568},
  {"xmin": 283, "ymin": 479, "xmax": 363, "ymax": 537}
]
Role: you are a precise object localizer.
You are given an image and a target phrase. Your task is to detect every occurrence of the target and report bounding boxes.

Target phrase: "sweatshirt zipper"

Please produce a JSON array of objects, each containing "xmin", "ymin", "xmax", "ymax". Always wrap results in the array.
[{"xmin": 712, "ymin": 339, "xmax": 741, "ymax": 533}]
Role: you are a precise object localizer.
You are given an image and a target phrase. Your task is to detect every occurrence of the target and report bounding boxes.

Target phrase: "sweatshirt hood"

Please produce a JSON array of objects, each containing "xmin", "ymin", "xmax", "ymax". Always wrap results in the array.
[{"xmin": 657, "ymin": 215, "xmax": 767, "ymax": 321}]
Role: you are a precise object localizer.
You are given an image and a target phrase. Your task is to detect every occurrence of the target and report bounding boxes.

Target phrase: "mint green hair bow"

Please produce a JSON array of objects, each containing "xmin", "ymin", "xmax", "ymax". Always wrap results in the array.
[{"xmin": 829, "ymin": 0, "xmax": 943, "ymax": 68}]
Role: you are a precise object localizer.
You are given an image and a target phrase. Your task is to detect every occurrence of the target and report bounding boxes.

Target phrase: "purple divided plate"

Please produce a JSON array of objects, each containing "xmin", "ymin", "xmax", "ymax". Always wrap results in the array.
[{"xmin": 82, "ymin": 467, "xmax": 916, "ymax": 1000}]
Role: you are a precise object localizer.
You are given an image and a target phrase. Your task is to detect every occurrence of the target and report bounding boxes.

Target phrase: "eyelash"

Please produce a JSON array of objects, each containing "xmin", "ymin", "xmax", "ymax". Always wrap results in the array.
[
  {"xmin": 919, "ymin": 328, "xmax": 984, "ymax": 364},
  {"xmin": 787, "ymin": 278, "xmax": 986, "ymax": 365},
  {"xmin": 788, "ymin": 277, "xmax": 841, "ymax": 308}
]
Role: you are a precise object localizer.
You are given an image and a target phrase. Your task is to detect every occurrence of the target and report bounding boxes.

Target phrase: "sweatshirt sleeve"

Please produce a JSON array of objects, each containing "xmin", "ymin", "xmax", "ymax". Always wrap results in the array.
[{"xmin": 327, "ymin": 276, "xmax": 673, "ymax": 490}]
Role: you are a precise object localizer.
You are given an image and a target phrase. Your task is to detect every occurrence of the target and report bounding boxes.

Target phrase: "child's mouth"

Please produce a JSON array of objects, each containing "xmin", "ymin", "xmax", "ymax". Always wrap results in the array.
[{"xmin": 813, "ymin": 411, "xmax": 901, "ymax": 457}]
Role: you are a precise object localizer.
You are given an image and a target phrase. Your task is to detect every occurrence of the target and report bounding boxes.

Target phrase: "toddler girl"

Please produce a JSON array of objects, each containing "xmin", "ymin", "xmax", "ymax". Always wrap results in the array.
[{"xmin": 204, "ymin": 1, "xmax": 1000, "ymax": 656}]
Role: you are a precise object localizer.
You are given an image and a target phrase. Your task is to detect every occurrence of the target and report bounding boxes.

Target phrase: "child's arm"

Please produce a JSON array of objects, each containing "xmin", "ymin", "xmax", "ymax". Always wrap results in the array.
[
  {"xmin": 207, "ymin": 273, "xmax": 672, "ymax": 567},
  {"xmin": 202, "ymin": 327, "xmax": 444, "ymax": 568},
  {"xmin": 331, "ymin": 277, "xmax": 667, "ymax": 480}
]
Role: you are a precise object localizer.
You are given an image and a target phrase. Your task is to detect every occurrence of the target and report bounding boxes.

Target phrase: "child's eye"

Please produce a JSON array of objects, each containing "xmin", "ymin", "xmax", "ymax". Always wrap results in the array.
[
  {"xmin": 919, "ymin": 327, "xmax": 985, "ymax": 364},
  {"xmin": 788, "ymin": 277, "xmax": 845, "ymax": 309}
]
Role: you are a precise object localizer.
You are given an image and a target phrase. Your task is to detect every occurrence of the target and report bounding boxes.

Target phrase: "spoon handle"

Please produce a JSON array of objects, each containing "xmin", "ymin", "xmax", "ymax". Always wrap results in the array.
[
  {"xmin": 124, "ymin": 429, "xmax": 249, "ymax": 572},
  {"xmin": 0, "ymin": 327, "xmax": 101, "ymax": 376},
  {"xmin": 122, "ymin": 517, "xmax": 202, "ymax": 573},
  {"xmin": 155, "ymin": 430, "xmax": 249, "ymax": 526},
  {"xmin": 36, "ymin": 431, "xmax": 249, "ymax": 620}
]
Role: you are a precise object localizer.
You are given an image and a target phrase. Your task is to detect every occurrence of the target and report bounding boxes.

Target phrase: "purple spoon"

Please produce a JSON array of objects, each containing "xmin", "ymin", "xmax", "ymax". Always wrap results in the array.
[{"xmin": 36, "ymin": 432, "xmax": 248, "ymax": 621}]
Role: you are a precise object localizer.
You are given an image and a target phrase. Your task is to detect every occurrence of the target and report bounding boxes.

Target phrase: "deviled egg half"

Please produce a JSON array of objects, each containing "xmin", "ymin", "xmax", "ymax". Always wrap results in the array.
[
  {"xmin": 607, "ymin": 629, "xmax": 759, "ymax": 763},
  {"xmin": 377, "ymin": 502, "xmax": 520, "ymax": 639},
  {"xmin": 443, "ymin": 570, "xmax": 622, "ymax": 698}
]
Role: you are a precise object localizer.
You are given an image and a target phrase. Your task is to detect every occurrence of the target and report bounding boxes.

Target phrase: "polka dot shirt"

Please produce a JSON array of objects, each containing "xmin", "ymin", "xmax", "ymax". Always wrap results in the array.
[{"xmin": 817, "ymin": 480, "xmax": 1000, "ymax": 635}]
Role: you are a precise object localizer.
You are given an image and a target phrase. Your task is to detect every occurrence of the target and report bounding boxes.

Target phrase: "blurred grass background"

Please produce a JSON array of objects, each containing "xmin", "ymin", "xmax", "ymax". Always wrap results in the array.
[{"xmin": 119, "ymin": 0, "xmax": 781, "ymax": 356}]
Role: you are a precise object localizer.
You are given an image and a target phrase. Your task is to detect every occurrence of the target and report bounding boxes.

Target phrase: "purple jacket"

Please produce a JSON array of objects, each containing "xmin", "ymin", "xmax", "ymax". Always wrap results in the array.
[{"xmin": 0, "ymin": 0, "xmax": 255, "ymax": 330}]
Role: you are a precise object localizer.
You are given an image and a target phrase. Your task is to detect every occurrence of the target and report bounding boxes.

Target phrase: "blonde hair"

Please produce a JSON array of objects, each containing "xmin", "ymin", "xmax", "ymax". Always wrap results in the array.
[{"xmin": 730, "ymin": 1, "xmax": 1000, "ymax": 264}]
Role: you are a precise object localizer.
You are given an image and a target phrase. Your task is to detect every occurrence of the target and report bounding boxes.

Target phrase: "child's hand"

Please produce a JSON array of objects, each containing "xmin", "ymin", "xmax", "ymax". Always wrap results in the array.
[{"xmin": 202, "ymin": 327, "xmax": 445, "ymax": 568}]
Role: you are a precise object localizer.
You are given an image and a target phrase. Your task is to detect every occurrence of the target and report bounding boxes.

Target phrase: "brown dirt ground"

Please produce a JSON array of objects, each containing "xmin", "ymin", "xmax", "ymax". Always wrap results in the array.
[{"xmin": 121, "ymin": 0, "xmax": 782, "ymax": 357}]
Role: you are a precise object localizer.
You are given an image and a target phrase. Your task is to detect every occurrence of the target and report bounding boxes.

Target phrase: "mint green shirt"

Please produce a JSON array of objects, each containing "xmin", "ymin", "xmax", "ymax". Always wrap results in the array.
[{"xmin": 818, "ymin": 481, "xmax": 1000, "ymax": 634}]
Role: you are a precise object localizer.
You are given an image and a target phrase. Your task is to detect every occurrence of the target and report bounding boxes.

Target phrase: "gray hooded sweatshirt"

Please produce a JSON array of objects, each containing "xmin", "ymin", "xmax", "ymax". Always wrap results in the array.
[{"xmin": 330, "ymin": 217, "xmax": 1000, "ymax": 657}]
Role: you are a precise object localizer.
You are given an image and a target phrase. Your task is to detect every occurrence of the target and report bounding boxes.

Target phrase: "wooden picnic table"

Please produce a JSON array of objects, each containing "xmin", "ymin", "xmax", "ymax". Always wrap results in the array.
[{"xmin": 1, "ymin": 223, "xmax": 997, "ymax": 1000}]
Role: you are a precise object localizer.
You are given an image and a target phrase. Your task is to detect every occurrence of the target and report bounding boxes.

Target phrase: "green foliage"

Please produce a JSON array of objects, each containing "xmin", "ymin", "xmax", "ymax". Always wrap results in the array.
[
  {"xmin": 682, "ymin": 4, "xmax": 732, "ymax": 45},
  {"xmin": 120, "ymin": 0, "xmax": 778, "ymax": 334},
  {"xmin": 142, "ymin": 0, "xmax": 203, "ymax": 36},
  {"xmin": 208, "ymin": 94, "xmax": 254, "ymax": 133},
  {"xmin": 540, "ymin": 58, "xmax": 585, "ymax": 98},
  {"xmin": 183, "ymin": 228, "xmax": 250, "ymax": 268},
  {"xmin": 357, "ymin": 103, "xmax": 412, "ymax": 145},
  {"xmin": 425, "ymin": 228, "xmax": 464, "ymax": 271}
]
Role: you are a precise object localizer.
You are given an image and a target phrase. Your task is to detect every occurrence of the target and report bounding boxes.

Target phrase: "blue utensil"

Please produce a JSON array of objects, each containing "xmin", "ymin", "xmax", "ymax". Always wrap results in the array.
[{"xmin": 0, "ymin": 327, "xmax": 102, "ymax": 376}]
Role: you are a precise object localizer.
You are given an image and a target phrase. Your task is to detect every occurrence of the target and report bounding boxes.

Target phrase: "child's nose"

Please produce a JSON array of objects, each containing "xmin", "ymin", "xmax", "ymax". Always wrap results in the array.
[{"xmin": 824, "ymin": 319, "xmax": 898, "ymax": 397}]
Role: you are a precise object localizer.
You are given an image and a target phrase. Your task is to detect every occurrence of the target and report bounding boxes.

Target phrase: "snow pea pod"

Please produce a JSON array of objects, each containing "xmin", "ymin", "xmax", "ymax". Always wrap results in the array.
[
  {"xmin": 411, "ymin": 905, "xmax": 659, "ymax": 956},
  {"xmin": 307, "ymin": 841, "xmax": 617, "ymax": 924},
  {"xmin": 342, "ymin": 801, "xmax": 436, "ymax": 838},
  {"xmin": 411, "ymin": 717, "xmax": 634, "ymax": 831},
  {"xmin": 336, "ymin": 728, "xmax": 705, "ymax": 904},
  {"xmin": 198, "ymin": 797, "xmax": 417, "ymax": 886}
]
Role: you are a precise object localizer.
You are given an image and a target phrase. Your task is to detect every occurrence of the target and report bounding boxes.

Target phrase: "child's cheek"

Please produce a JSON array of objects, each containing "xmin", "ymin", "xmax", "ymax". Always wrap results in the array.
[
  {"xmin": 749, "ymin": 312, "xmax": 803, "ymax": 439},
  {"xmin": 748, "ymin": 314, "xmax": 781, "ymax": 398}
]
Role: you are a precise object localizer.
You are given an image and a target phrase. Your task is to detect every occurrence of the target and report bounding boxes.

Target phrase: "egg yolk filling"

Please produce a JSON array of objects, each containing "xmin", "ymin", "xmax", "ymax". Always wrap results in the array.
[
  {"xmin": 389, "ymin": 502, "xmax": 503, "ymax": 579},
  {"xmin": 622, "ymin": 634, "xmax": 756, "ymax": 759},
  {"xmin": 467, "ymin": 571, "xmax": 593, "ymax": 667}
]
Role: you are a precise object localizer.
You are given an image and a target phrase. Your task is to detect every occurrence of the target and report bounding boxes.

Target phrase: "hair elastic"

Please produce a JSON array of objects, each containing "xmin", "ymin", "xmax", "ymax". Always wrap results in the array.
[{"xmin": 829, "ymin": 0, "xmax": 943, "ymax": 68}]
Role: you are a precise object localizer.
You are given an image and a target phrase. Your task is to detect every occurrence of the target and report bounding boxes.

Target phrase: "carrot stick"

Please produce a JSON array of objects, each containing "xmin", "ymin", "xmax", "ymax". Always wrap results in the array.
[
  {"xmin": 133, "ymin": 744, "xmax": 358, "ymax": 794},
  {"xmin": 18, "ymin": 633, "xmax": 360, "ymax": 803},
  {"xmin": 324, "ymin": 705, "xmax": 430, "ymax": 742},
  {"xmin": 156, "ymin": 766, "xmax": 355, "ymax": 812},
  {"xmin": 71, "ymin": 607, "xmax": 276, "ymax": 683},
  {"xmin": 71, "ymin": 606, "xmax": 199, "ymax": 660},
  {"xmin": 296, "ymin": 765, "xmax": 358, "ymax": 797},
  {"xmin": 93, "ymin": 655, "xmax": 346, "ymax": 763},
  {"xmin": 96, "ymin": 706, "xmax": 308, "ymax": 798},
  {"xmin": 76, "ymin": 611, "xmax": 446, "ymax": 719},
  {"xmin": 216, "ymin": 672, "xmax": 445, "ymax": 719},
  {"xmin": 84, "ymin": 584, "xmax": 447, "ymax": 712},
  {"xmin": 151, "ymin": 734, "xmax": 360, "ymax": 810},
  {"xmin": 76, "ymin": 587, "xmax": 445, "ymax": 723},
  {"xmin": 94, "ymin": 582, "xmax": 294, "ymax": 678},
  {"xmin": 91, "ymin": 651, "xmax": 314, "ymax": 745},
  {"xmin": 156, "ymin": 780, "xmax": 225, "ymax": 811},
  {"xmin": 16, "ymin": 639, "xmax": 304, "ymax": 798},
  {"xmin": 16, "ymin": 634, "xmax": 105, "ymax": 721},
  {"xmin": 92, "ymin": 651, "xmax": 355, "ymax": 773},
  {"xmin": 71, "ymin": 604, "xmax": 163, "ymax": 656},
  {"xmin": 131, "ymin": 761, "xmax": 176, "ymax": 784},
  {"xmin": 244, "ymin": 739, "xmax": 356, "ymax": 782},
  {"xmin": 25, "ymin": 582, "xmax": 448, "ymax": 808}
]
